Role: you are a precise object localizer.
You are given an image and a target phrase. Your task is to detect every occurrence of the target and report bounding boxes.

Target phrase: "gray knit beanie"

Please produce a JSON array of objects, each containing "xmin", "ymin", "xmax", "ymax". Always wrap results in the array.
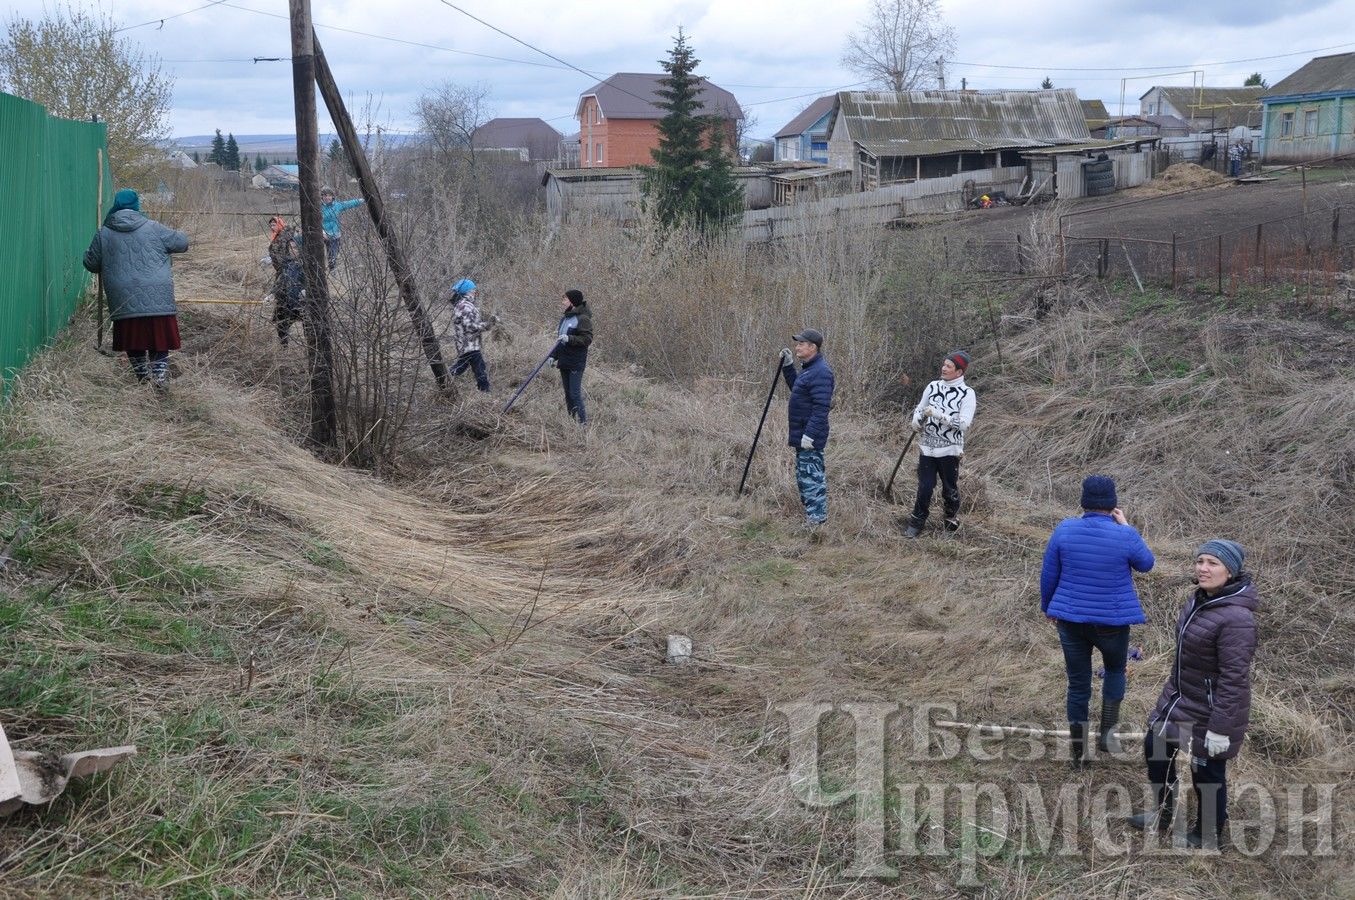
[{"xmin": 1197, "ymin": 539, "xmax": 1245, "ymax": 576}]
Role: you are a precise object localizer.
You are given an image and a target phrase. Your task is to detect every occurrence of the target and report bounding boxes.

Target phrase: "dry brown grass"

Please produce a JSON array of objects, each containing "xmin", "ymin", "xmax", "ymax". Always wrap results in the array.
[{"xmin": 1, "ymin": 195, "xmax": 1352, "ymax": 896}]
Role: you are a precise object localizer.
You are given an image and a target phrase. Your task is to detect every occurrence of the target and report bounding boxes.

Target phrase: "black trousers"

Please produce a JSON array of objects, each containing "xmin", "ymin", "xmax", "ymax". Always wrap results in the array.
[
  {"xmin": 1144, "ymin": 729, "xmax": 1228, "ymax": 835},
  {"xmin": 559, "ymin": 366, "xmax": 586, "ymax": 423},
  {"xmin": 910, "ymin": 454, "xmax": 960, "ymax": 527},
  {"xmin": 451, "ymin": 350, "xmax": 490, "ymax": 391}
]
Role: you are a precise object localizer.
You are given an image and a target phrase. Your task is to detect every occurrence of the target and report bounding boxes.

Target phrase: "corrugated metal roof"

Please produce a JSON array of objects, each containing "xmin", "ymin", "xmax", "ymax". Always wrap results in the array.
[
  {"xmin": 1081, "ymin": 99, "xmax": 1110, "ymax": 123},
  {"xmin": 837, "ymin": 89, "xmax": 1091, "ymax": 158},
  {"xmin": 774, "ymin": 95, "xmax": 835, "ymax": 139},
  {"xmin": 1157, "ymin": 86, "xmax": 1265, "ymax": 109},
  {"xmin": 1264, "ymin": 52, "xmax": 1355, "ymax": 98},
  {"xmin": 771, "ymin": 166, "xmax": 851, "ymax": 183},
  {"xmin": 1019, "ymin": 138, "xmax": 1160, "ymax": 156},
  {"xmin": 576, "ymin": 73, "xmax": 741, "ymax": 121},
  {"xmin": 542, "ymin": 165, "xmax": 768, "ymax": 185},
  {"xmin": 471, "ymin": 117, "xmax": 562, "ymax": 159}
]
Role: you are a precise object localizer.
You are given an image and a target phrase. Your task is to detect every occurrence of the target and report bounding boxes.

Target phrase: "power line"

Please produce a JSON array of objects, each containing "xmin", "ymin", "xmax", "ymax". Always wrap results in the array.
[
  {"xmin": 215, "ymin": 1, "xmax": 584, "ymax": 72},
  {"xmin": 947, "ymin": 41, "xmax": 1355, "ymax": 73},
  {"xmin": 112, "ymin": 0, "xmax": 229, "ymax": 34}
]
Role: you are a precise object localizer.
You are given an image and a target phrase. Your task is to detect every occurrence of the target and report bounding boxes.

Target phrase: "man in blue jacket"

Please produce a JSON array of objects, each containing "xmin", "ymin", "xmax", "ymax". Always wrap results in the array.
[
  {"xmin": 1041, "ymin": 475, "xmax": 1155, "ymax": 766},
  {"xmin": 781, "ymin": 329, "xmax": 835, "ymax": 529}
]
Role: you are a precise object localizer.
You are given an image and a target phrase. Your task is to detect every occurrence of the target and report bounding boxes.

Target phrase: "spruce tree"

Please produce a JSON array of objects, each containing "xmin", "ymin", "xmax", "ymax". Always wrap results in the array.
[
  {"xmin": 1041, "ymin": 76, "xmax": 1053, "ymax": 89},
  {"xmin": 191, "ymin": 150, "xmax": 200, "ymax": 164},
  {"xmin": 641, "ymin": 30, "xmax": 742, "ymax": 231},
  {"xmin": 254, "ymin": 153, "xmax": 267, "ymax": 172},
  {"xmin": 208, "ymin": 129, "xmax": 225, "ymax": 165},
  {"xmin": 224, "ymin": 133, "xmax": 240, "ymax": 171}
]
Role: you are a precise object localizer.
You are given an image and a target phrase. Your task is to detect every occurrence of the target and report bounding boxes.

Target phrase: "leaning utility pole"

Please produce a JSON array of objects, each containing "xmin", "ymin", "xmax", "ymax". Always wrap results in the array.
[
  {"xmin": 312, "ymin": 33, "xmax": 450, "ymax": 391},
  {"xmin": 289, "ymin": 0, "xmax": 338, "ymax": 449}
]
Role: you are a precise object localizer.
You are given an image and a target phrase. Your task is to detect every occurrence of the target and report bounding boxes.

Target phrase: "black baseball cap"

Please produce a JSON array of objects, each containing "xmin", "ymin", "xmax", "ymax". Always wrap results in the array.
[{"xmin": 791, "ymin": 328, "xmax": 824, "ymax": 347}]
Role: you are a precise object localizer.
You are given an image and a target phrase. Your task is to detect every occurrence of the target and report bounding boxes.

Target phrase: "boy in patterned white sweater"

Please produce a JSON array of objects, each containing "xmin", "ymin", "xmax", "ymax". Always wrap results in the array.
[{"xmin": 904, "ymin": 351, "xmax": 977, "ymax": 537}]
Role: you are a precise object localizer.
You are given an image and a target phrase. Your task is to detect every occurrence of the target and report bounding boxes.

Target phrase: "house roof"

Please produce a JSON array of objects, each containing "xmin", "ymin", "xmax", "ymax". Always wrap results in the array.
[
  {"xmin": 576, "ymin": 73, "xmax": 741, "ymax": 121},
  {"xmin": 774, "ymin": 95, "xmax": 836, "ymax": 139},
  {"xmin": 1149, "ymin": 87, "xmax": 1264, "ymax": 129},
  {"xmin": 1264, "ymin": 52, "xmax": 1355, "ymax": 98},
  {"xmin": 836, "ymin": 89, "xmax": 1091, "ymax": 158},
  {"xmin": 471, "ymin": 117, "xmax": 562, "ymax": 159},
  {"xmin": 1080, "ymin": 99, "xmax": 1110, "ymax": 124}
]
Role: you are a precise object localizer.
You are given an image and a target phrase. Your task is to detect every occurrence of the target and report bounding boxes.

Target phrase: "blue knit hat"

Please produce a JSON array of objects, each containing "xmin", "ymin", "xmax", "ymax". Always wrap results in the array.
[
  {"xmin": 1080, "ymin": 475, "xmax": 1117, "ymax": 510},
  {"xmin": 109, "ymin": 189, "xmax": 140, "ymax": 214},
  {"xmin": 451, "ymin": 278, "xmax": 476, "ymax": 296},
  {"xmin": 1197, "ymin": 539, "xmax": 1245, "ymax": 576}
]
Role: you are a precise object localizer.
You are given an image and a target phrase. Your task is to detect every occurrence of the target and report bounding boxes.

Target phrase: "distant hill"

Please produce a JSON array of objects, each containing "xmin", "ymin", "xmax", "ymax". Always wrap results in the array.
[{"xmin": 170, "ymin": 132, "xmax": 425, "ymax": 158}]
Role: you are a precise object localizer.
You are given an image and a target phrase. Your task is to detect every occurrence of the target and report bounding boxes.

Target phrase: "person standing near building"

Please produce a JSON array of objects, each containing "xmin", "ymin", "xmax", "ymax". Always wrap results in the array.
[
  {"xmin": 903, "ymin": 351, "xmax": 976, "ymax": 537},
  {"xmin": 320, "ymin": 186, "xmax": 363, "ymax": 271},
  {"xmin": 549, "ymin": 289, "xmax": 592, "ymax": 423},
  {"xmin": 1228, "ymin": 143, "xmax": 1245, "ymax": 178},
  {"xmin": 780, "ymin": 328, "xmax": 835, "ymax": 530},
  {"xmin": 1040, "ymin": 475, "xmax": 1155, "ymax": 767},
  {"xmin": 82, "ymin": 189, "xmax": 189, "ymax": 391},
  {"xmin": 448, "ymin": 278, "xmax": 494, "ymax": 392}
]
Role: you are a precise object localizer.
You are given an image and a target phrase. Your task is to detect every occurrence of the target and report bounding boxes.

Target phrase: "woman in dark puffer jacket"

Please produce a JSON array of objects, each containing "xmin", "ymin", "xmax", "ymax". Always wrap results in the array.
[{"xmin": 1130, "ymin": 539, "xmax": 1259, "ymax": 850}]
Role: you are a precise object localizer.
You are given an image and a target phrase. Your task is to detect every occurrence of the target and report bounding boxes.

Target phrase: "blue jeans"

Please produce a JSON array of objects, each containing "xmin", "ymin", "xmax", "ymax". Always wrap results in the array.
[
  {"xmin": 324, "ymin": 235, "xmax": 340, "ymax": 271},
  {"xmin": 1056, "ymin": 620, "xmax": 1130, "ymax": 723},
  {"xmin": 451, "ymin": 350, "xmax": 489, "ymax": 391},
  {"xmin": 559, "ymin": 367, "xmax": 585, "ymax": 423},
  {"xmin": 795, "ymin": 448, "xmax": 827, "ymax": 524}
]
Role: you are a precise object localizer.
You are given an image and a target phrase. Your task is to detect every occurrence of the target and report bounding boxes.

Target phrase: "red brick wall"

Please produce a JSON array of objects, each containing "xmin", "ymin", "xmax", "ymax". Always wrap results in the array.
[{"xmin": 578, "ymin": 97, "xmax": 739, "ymax": 168}]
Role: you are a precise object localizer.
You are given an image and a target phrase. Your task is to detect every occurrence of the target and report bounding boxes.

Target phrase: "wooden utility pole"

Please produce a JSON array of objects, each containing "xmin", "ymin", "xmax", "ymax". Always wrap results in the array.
[
  {"xmin": 312, "ymin": 34, "xmax": 449, "ymax": 390},
  {"xmin": 289, "ymin": 0, "xmax": 338, "ymax": 449}
]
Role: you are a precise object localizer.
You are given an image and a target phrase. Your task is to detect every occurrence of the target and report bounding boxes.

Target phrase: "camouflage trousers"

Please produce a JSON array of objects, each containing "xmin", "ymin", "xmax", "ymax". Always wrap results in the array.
[{"xmin": 795, "ymin": 449, "xmax": 827, "ymax": 524}]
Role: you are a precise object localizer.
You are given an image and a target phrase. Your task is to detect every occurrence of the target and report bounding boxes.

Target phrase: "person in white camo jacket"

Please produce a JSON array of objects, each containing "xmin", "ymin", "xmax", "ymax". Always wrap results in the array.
[
  {"xmin": 903, "ymin": 350, "xmax": 977, "ymax": 537},
  {"xmin": 448, "ymin": 278, "xmax": 494, "ymax": 392}
]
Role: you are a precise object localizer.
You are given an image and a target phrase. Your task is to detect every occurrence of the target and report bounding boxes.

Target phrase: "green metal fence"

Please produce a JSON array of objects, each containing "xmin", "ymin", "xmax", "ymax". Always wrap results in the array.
[{"xmin": 1, "ymin": 91, "xmax": 111, "ymax": 395}]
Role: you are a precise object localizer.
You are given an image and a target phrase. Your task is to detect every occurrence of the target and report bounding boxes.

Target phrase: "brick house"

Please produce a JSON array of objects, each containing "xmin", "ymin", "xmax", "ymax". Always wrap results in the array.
[{"xmin": 575, "ymin": 72, "xmax": 741, "ymax": 168}]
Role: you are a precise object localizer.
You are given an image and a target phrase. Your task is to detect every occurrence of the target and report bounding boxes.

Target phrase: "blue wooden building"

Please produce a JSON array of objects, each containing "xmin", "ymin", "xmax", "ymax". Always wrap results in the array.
[
  {"xmin": 1260, "ymin": 52, "xmax": 1355, "ymax": 162},
  {"xmin": 773, "ymin": 96, "xmax": 835, "ymax": 163}
]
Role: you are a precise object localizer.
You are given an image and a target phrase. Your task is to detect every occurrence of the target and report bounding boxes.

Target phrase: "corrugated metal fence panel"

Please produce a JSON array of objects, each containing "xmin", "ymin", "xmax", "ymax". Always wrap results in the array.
[{"xmin": 0, "ymin": 92, "xmax": 109, "ymax": 394}]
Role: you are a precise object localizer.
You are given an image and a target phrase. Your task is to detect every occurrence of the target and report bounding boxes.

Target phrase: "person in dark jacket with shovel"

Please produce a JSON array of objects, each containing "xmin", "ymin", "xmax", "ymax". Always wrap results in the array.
[
  {"xmin": 781, "ymin": 328, "xmax": 835, "ymax": 530},
  {"xmin": 83, "ymin": 189, "xmax": 189, "ymax": 390},
  {"xmin": 1130, "ymin": 539, "xmax": 1258, "ymax": 850},
  {"xmin": 549, "ymin": 289, "xmax": 592, "ymax": 423}
]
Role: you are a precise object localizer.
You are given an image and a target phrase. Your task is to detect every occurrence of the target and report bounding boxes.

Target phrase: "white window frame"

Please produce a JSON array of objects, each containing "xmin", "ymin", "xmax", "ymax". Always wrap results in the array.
[
  {"xmin": 1303, "ymin": 109, "xmax": 1318, "ymax": 136},
  {"xmin": 1280, "ymin": 111, "xmax": 1294, "ymax": 137}
]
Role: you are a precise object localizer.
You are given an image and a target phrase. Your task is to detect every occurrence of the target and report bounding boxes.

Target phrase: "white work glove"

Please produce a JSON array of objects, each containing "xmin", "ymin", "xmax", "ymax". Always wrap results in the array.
[
  {"xmin": 557, "ymin": 334, "xmax": 569, "ymax": 345},
  {"xmin": 1204, "ymin": 730, "xmax": 1230, "ymax": 757},
  {"xmin": 922, "ymin": 405, "xmax": 937, "ymax": 419},
  {"xmin": 779, "ymin": 347, "xmax": 794, "ymax": 366},
  {"xmin": 934, "ymin": 411, "xmax": 952, "ymax": 426},
  {"xmin": 547, "ymin": 357, "xmax": 558, "ymax": 368},
  {"xmin": 799, "ymin": 434, "xmax": 814, "ymax": 450}
]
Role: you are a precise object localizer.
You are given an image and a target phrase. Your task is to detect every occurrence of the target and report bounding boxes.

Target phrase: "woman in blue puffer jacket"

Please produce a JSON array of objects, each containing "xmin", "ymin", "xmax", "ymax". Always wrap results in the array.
[{"xmin": 1040, "ymin": 474, "xmax": 1155, "ymax": 766}]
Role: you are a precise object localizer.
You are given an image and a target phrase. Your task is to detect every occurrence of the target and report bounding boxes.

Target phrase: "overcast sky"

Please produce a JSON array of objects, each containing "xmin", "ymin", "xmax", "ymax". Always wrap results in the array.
[{"xmin": 7, "ymin": 0, "xmax": 1352, "ymax": 141}]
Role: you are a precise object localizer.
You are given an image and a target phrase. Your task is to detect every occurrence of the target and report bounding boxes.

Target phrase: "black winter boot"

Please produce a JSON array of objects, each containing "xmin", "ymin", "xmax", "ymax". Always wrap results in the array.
[
  {"xmin": 1068, "ymin": 722, "xmax": 1089, "ymax": 769},
  {"xmin": 1097, "ymin": 699, "xmax": 1122, "ymax": 754},
  {"xmin": 1128, "ymin": 807, "xmax": 1172, "ymax": 831}
]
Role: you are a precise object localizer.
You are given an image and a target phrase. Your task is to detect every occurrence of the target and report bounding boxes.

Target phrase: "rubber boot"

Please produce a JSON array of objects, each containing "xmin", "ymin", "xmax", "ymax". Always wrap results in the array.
[
  {"xmin": 1128, "ymin": 807, "xmax": 1172, "ymax": 831},
  {"xmin": 1097, "ymin": 699, "xmax": 1122, "ymax": 754},
  {"xmin": 1069, "ymin": 722, "xmax": 1089, "ymax": 769}
]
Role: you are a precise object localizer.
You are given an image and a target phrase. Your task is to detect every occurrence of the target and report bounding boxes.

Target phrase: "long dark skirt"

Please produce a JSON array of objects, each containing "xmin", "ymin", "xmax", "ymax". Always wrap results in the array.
[{"xmin": 113, "ymin": 315, "xmax": 181, "ymax": 352}]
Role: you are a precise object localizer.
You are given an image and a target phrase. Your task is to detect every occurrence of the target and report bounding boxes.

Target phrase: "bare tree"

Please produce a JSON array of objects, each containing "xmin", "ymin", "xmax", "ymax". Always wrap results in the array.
[
  {"xmin": 841, "ymin": 0, "xmax": 956, "ymax": 93},
  {"xmin": 414, "ymin": 81, "xmax": 492, "ymax": 164},
  {"xmin": 1, "ymin": 7, "xmax": 173, "ymax": 185}
]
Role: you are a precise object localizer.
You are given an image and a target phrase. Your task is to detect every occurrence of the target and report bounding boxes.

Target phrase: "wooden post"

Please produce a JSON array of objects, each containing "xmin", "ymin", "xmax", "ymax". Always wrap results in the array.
[
  {"xmin": 984, "ymin": 293, "xmax": 1003, "ymax": 371},
  {"xmin": 1217, "ymin": 233, "xmax": 1223, "ymax": 295},
  {"xmin": 1170, "ymin": 232, "xmax": 1177, "ymax": 289},
  {"xmin": 1016, "ymin": 233, "xmax": 1025, "ymax": 274},
  {"xmin": 1301, "ymin": 166, "xmax": 1308, "ymax": 218},
  {"xmin": 311, "ymin": 34, "xmax": 449, "ymax": 391},
  {"xmin": 1333, "ymin": 207, "xmax": 1341, "ymax": 247},
  {"xmin": 289, "ymin": 0, "xmax": 338, "ymax": 449}
]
